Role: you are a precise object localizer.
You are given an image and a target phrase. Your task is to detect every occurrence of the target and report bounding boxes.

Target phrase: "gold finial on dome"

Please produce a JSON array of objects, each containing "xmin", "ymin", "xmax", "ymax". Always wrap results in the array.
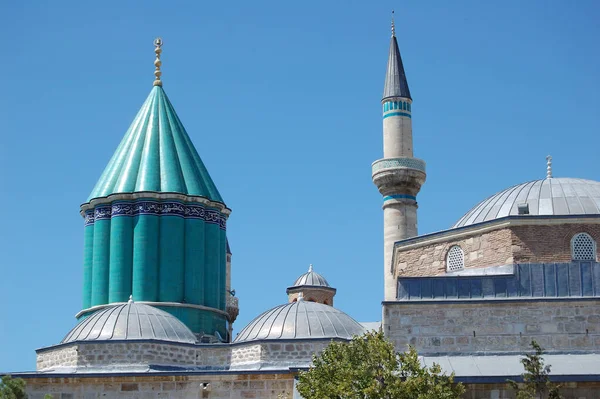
[
  {"xmin": 391, "ymin": 10, "xmax": 396, "ymax": 37},
  {"xmin": 546, "ymin": 155, "xmax": 553, "ymax": 179},
  {"xmin": 153, "ymin": 37, "xmax": 163, "ymax": 87}
]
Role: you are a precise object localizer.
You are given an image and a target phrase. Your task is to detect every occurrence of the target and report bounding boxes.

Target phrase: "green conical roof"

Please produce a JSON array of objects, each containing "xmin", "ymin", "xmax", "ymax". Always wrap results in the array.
[{"xmin": 88, "ymin": 86, "xmax": 224, "ymax": 203}]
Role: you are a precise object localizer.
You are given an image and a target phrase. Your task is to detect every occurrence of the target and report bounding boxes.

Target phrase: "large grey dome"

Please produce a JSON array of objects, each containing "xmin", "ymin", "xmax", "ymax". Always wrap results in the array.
[
  {"xmin": 291, "ymin": 265, "xmax": 331, "ymax": 288},
  {"xmin": 234, "ymin": 300, "xmax": 365, "ymax": 343},
  {"xmin": 454, "ymin": 178, "xmax": 600, "ymax": 228},
  {"xmin": 62, "ymin": 301, "xmax": 197, "ymax": 344}
]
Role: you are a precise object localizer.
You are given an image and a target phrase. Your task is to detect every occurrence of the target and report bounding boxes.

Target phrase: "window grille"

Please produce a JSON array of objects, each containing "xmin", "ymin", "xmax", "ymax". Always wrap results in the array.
[
  {"xmin": 571, "ymin": 233, "xmax": 596, "ymax": 261},
  {"xmin": 446, "ymin": 245, "xmax": 464, "ymax": 272}
]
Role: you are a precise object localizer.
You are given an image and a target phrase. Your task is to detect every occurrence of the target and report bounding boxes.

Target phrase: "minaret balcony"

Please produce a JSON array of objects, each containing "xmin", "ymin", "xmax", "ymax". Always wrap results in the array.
[
  {"xmin": 372, "ymin": 157, "xmax": 427, "ymax": 196},
  {"xmin": 226, "ymin": 295, "xmax": 239, "ymax": 323}
]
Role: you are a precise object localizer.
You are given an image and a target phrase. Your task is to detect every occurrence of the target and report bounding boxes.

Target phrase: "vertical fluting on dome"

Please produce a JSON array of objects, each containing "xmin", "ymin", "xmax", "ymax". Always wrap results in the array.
[
  {"xmin": 372, "ymin": 14, "xmax": 426, "ymax": 301},
  {"xmin": 80, "ymin": 39, "xmax": 231, "ymax": 341}
]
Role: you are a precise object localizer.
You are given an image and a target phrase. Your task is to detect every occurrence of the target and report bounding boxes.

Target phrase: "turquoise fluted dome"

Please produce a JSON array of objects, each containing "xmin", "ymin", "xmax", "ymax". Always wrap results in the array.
[
  {"xmin": 87, "ymin": 86, "xmax": 223, "ymax": 203},
  {"xmin": 80, "ymin": 81, "xmax": 230, "ymax": 341}
]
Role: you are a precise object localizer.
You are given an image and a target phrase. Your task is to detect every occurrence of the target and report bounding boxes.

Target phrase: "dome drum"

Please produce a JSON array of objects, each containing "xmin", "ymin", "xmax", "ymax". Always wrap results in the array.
[{"xmin": 80, "ymin": 203, "xmax": 229, "ymax": 339}]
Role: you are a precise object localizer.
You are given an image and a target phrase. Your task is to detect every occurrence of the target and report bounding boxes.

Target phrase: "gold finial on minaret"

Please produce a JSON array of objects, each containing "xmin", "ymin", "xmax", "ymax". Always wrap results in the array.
[
  {"xmin": 153, "ymin": 37, "xmax": 163, "ymax": 87},
  {"xmin": 391, "ymin": 10, "xmax": 396, "ymax": 37},
  {"xmin": 546, "ymin": 155, "xmax": 553, "ymax": 179}
]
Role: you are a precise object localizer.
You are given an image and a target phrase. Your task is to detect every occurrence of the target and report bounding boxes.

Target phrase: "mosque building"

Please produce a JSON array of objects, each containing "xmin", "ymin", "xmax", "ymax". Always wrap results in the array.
[{"xmin": 13, "ymin": 16, "xmax": 600, "ymax": 399}]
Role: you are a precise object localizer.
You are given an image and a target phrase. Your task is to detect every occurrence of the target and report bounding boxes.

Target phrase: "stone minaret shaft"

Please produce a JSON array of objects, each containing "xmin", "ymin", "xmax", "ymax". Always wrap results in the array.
[{"xmin": 372, "ymin": 22, "xmax": 426, "ymax": 301}]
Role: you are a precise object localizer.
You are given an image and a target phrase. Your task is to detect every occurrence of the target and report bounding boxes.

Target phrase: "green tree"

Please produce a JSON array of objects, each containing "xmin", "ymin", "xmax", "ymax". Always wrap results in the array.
[
  {"xmin": 296, "ymin": 330, "xmax": 464, "ymax": 399},
  {"xmin": 508, "ymin": 340, "xmax": 562, "ymax": 399},
  {"xmin": 0, "ymin": 376, "xmax": 26, "ymax": 399}
]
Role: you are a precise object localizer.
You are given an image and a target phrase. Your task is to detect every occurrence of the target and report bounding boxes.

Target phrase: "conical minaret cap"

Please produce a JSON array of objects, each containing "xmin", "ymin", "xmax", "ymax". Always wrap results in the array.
[{"xmin": 382, "ymin": 17, "xmax": 411, "ymax": 101}]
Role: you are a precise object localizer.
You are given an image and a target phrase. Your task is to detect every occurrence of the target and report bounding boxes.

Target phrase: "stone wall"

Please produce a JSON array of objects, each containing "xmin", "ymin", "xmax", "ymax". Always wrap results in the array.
[
  {"xmin": 24, "ymin": 373, "xmax": 295, "ymax": 399},
  {"xmin": 230, "ymin": 344, "xmax": 261, "ymax": 367},
  {"xmin": 383, "ymin": 299, "xmax": 600, "ymax": 355},
  {"xmin": 394, "ymin": 228, "xmax": 513, "ymax": 277},
  {"xmin": 260, "ymin": 341, "xmax": 329, "ymax": 367},
  {"xmin": 393, "ymin": 220, "xmax": 600, "ymax": 278},
  {"xmin": 461, "ymin": 382, "xmax": 600, "ymax": 399},
  {"xmin": 512, "ymin": 223, "xmax": 600, "ymax": 264},
  {"xmin": 36, "ymin": 346, "xmax": 78, "ymax": 371},
  {"xmin": 37, "ymin": 341, "xmax": 231, "ymax": 371},
  {"xmin": 77, "ymin": 342, "xmax": 197, "ymax": 368},
  {"xmin": 22, "ymin": 372, "xmax": 600, "ymax": 398},
  {"xmin": 37, "ymin": 340, "xmax": 330, "ymax": 372}
]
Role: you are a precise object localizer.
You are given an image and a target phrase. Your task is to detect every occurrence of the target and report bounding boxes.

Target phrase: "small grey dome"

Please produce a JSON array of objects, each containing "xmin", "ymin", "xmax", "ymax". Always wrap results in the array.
[
  {"xmin": 62, "ymin": 301, "xmax": 197, "ymax": 344},
  {"xmin": 233, "ymin": 300, "xmax": 365, "ymax": 343},
  {"xmin": 453, "ymin": 178, "xmax": 600, "ymax": 229},
  {"xmin": 291, "ymin": 264, "xmax": 331, "ymax": 288}
]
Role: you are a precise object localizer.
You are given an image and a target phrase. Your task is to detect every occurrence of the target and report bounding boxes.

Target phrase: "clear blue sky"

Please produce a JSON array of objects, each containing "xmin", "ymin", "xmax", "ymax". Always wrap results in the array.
[{"xmin": 1, "ymin": 1, "xmax": 599, "ymax": 372}]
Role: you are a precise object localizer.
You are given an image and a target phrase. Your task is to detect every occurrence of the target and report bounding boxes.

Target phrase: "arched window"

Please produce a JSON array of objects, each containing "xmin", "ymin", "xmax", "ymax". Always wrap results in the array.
[
  {"xmin": 403, "ymin": 102, "xmax": 407, "ymax": 110},
  {"xmin": 571, "ymin": 233, "xmax": 596, "ymax": 261},
  {"xmin": 446, "ymin": 245, "xmax": 464, "ymax": 272}
]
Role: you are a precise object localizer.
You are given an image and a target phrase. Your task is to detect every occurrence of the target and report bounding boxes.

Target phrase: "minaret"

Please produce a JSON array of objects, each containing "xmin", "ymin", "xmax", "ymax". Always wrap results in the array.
[{"xmin": 372, "ymin": 14, "xmax": 426, "ymax": 301}]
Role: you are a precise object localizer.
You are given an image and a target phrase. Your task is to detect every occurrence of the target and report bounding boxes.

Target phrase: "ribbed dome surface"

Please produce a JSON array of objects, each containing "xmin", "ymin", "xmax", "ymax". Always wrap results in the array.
[
  {"xmin": 233, "ymin": 300, "xmax": 365, "ymax": 343},
  {"xmin": 88, "ymin": 86, "xmax": 223, "ymax": 202},
  {"xmin": 291, "ymin": 266, "xmax": 331, "ymax": 288},
  {"xmin": 62, "ymin": 302, "xmax": 197, "ymax": 344},
  {"xmin": 454, "ymin": 178, "xmax": 600, "ymax": 228}
]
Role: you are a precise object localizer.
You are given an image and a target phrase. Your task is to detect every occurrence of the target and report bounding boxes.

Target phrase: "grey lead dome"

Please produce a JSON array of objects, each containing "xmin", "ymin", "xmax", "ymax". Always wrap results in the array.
[
  {"xmin": 62, "ymin": 302, "xmax": 197, "ymax": 344},
  {"xmin": 233, "ymin": 300, "xmax": 366, "ymax": 343},
  {"xmin": 453, "ymin": 178, "xmax": 600, "ymax": 228},
  {"xmin": 291, "ymin": 266, "xmax": 331, "ymax": 288}
]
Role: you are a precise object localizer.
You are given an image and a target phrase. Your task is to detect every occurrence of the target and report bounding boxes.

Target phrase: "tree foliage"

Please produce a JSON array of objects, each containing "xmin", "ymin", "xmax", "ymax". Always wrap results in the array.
[
  {"xmin": 0, "ymin": 376, "xmax": 26, "ymax": 399},
  {"xmin": 508, "ymin": 340, "xmax": 562, "ymax": 399},
  {"xmin": 296, "ymin": 330, "xmax": 464, "ymax": 399}
]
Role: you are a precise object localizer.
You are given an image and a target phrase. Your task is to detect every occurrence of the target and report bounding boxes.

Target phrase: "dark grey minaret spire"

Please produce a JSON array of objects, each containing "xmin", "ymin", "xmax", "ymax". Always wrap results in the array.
[{"xmin": 382, "ymin": 12, "xmax": 411, "ymax": 100}]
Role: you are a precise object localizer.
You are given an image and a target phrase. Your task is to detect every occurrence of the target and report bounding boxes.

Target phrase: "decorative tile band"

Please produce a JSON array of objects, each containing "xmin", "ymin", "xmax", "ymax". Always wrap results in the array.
[
  {"xmin": 84, "ymin": 200, "xmax": 226, "ymax": 230},
  {"xmin": 383, "ymin": 100, "xmax": 411, "ymax": 113},
  {"xmin": 372, "ymin": 158, "xmax": 426, "ymax": 174},
  {"xmin": 384, "ymin": 194, "xmax": 417, "ymax": 201},
  {"xmin": 383, "ymin": 111, "xmax": 411, "ymax": 119}
]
